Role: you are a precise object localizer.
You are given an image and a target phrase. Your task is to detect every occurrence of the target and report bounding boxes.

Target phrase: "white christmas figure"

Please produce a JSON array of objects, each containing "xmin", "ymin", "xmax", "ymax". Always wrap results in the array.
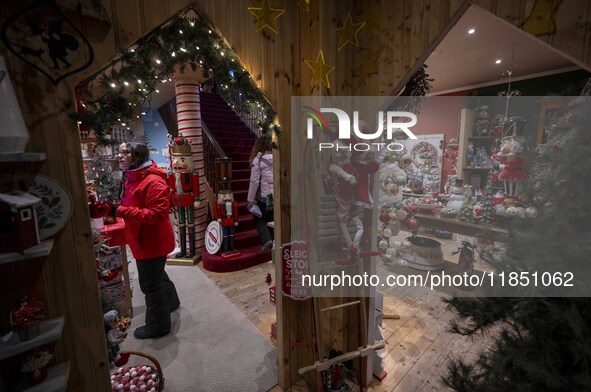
[
  {"xmin": 328, "ymin": 140, "xmax": 359, "ymax": 251},
  {"xmin": 350, "ymin": 148, "xmax": 380, "ymax": 255}
]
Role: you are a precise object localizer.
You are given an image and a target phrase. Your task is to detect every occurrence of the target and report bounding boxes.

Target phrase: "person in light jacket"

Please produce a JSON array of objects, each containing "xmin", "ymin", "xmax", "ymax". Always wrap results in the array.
[
  {"xmin": 246, "ymin": 137, "xmax": 274, "ymax": 252},
  {"xmin": 111, "ymin": 142, "xmax": 180, "ymax": 339}
]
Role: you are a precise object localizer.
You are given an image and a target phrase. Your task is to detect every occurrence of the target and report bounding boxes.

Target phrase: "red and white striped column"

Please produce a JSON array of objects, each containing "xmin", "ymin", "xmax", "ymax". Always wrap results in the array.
[{"xmin": 175, "ymin": 80, "xmax": 206, "ymax": 254}]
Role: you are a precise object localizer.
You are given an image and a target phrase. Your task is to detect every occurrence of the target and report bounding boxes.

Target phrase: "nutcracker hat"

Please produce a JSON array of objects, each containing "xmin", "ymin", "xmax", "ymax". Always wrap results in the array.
[
  {"xmin": 171, "ymin": 136, "xmax": 192, "ymax": 156},
  {"xmin": 218, "ymin": 177, "xmax": 232, "ymax": 193}
]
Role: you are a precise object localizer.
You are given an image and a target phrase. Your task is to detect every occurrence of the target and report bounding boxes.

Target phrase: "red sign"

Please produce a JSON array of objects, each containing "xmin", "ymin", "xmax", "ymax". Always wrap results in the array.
[{"xmin": 281, "ymin": 241, "xmax": 312, "ymax": 300}]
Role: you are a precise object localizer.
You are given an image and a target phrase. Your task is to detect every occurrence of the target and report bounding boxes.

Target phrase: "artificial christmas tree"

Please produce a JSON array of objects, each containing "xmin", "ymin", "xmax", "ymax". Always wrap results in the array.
[
  {"xmin": 457, "ymin": 196, "xmax": 476, "ymax": 223},
  {"xmin": 443, "ymin": 80, "xmax": 591, "ymax": 391},
  {"xmin": 87, "ymin": 157, "xmax": 119, "ymax": 202},
  {"xmin": 481, "ymin": 171, "xmax": 495, "ymax": 223}
]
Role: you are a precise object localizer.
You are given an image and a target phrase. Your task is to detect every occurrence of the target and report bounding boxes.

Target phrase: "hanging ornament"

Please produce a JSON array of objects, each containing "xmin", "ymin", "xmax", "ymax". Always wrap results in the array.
[
  {"xmin": 353, "ymin": 44, "xmax": 385, "ymax": 91},
  {"xmin": 248, "ymin": 0, "xmax": 285, "ymax": 34},
  {"xmin": 304, "ymin": 50, "xmax": 335, "ymax": 89},
  {"xmin": 334, "ymin": 13, "xmax": 365, "ymax": 51}
]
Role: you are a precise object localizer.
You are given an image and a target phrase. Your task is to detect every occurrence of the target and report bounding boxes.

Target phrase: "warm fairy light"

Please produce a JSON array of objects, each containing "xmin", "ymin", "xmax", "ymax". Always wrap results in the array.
[
  {"xmin": 156, "ymin": 59, "xmax": 161, "ymax": 64},
  {"xmin": 468, "ymin": 28, "xmax": 476, "ymax": 34},
  {"xmin": 495, "ymin": 59, "xmax": 502, "ymax": 64},
  {"xmin": 111, "ymin": 83, "xmax": 116, "ymax": 88},
  {"xmin": 124, "ymin": 81, "xmax": 129, "ymax": 86}
]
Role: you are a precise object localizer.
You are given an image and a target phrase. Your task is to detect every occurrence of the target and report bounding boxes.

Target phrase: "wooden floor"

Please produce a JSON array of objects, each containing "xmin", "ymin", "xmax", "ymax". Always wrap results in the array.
[{"xmin": 199, "ymin": 234, "xmax": 496, "ymax": 392}]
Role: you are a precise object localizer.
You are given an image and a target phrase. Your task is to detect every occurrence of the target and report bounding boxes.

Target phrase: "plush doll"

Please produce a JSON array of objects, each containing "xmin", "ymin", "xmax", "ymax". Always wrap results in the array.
[
  {"xmin": 104, "ymin": 310, "xmax": 129, "ymax": 367},
  {"xmin": 168, "ymin": 135, "xmax": 201, "ymax": 258}
]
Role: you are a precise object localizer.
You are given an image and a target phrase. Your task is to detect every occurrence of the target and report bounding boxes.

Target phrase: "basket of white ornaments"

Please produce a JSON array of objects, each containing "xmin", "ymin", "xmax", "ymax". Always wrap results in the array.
[
  {"xmin": 111, "ymin": 351, "xmax": 163, "ymax": 391},
  {"xmin": 493, "ymin": 199, "xmax": 537, "ymax": 222}
]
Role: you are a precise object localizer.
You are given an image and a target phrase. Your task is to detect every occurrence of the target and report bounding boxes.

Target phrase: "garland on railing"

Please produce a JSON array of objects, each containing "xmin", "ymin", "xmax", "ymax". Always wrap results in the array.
[{"xmin": 72, "ymin": 8, "xmax": 279, "ymax": 145}]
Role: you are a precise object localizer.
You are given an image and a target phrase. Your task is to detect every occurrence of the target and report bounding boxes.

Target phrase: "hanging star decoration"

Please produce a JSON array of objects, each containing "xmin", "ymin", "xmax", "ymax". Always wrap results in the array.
[
  {"xmin": 299, "ymin": 0, "xmax": 310, "ymax": 12},
  {"xmin": 334, "ymin": 13, "xmax": 365, "ymax": 51},
  {"xmin": 248, "ymin": 0, "xmax": 285, "ymax": 34},
  {"xmin": 304, "ymin": 50, "xmax": 335, "ymax": 89},
  {"xmin": 353, "ymin": 44, "xmax": 385, "ymax": 90},
  {"xmin": 355, "ymin": 4, "xmax": 383, "ymax": 34}
]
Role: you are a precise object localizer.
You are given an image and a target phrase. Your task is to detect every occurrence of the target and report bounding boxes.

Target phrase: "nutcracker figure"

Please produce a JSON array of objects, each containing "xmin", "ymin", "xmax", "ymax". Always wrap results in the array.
[
  {"xmin": 215, "ymin": 178, "xmax": 240, "ymax": 258},
  {"xmin": 168, "ymin": 136, "xmax": 200, "ymax": 258}
]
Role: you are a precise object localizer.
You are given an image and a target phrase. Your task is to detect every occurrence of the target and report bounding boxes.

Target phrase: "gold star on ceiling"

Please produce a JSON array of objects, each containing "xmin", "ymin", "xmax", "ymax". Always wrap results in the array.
[
  {"xmin": 304, "ymin": 50, "xmax": 335, "ymax": 89},
  {"xmin": 248, "ymin": 0, "xmax": 285, "ymax": 34},
  {"xmin": 334, "ymin": 13, "xmax": 365, "ymax": 51},
  {"xmin": 353, "ymin": 45, "xmax": 385, "ymax": 90}
]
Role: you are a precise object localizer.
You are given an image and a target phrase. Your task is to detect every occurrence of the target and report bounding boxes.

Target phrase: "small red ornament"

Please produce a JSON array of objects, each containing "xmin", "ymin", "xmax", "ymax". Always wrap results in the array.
[{"xmin": 405, "ymin": 217, "xmax": 419, "ymax": 231}]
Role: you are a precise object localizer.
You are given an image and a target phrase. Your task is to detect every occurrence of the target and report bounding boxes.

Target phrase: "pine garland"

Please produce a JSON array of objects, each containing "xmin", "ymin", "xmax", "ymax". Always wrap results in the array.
[{"xmin": 72, "ymin": 9, "xmax": 279, "ymax": 145}]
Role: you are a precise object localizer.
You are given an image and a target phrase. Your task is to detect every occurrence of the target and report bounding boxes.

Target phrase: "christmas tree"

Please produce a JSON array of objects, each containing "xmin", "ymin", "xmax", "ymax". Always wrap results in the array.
[
  {"xmin": 457, "ymin": 196, "xmax": 475, "ymax": 223},
  {"xmin": 87, "ymin": 157, "xmax": 119, "ymax": 202},
  {"xmin": 481, "ymin": 171, "xmax": 494, "ymax": 223},
  {"xmin": 443, "ymin": 81, "xmax": 591, "ymax": 391}
]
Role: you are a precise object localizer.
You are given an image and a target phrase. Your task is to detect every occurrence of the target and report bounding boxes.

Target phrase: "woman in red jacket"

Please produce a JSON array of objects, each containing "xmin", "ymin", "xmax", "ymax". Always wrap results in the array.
[{"xmin": 111, "ymin": 142, "xmax": 179, "ymax": 339}]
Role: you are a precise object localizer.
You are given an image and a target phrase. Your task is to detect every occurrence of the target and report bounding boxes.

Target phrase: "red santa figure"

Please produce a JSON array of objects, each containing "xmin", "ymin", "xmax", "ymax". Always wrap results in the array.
[
  {"xmin": 214, "ymin": 178, "xmax": 240, "ymax": 258},
  {"xmin": 168, "ymin": 136, "xmax": 200, "ymax": 258},
  {"xmin": 493, "ymin": 128, "xmax": 527, "ymax": 198}
]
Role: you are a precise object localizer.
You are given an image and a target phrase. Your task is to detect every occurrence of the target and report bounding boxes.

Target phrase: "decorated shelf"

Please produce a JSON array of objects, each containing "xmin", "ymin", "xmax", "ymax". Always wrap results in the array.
[
  {"xmin": 18, "ymin": 361, "xmax": 70, "ymax": 392},
  {"xmin": 0, "ymin": 316, "xmax": 65, "ymax": 360},
  {"xmin": 0, "ymin": 240, "xmax": 54, "ymax": 265}
]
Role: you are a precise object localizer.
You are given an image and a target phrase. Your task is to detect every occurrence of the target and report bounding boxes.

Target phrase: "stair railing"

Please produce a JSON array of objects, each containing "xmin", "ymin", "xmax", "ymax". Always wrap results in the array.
[
  {"xmin": 202, "ymin": 121, "xmax": 228, "ymax": 195},
  {"xmin": 219, "ymin": 88, "xmax": 268, "ymax": 139}
]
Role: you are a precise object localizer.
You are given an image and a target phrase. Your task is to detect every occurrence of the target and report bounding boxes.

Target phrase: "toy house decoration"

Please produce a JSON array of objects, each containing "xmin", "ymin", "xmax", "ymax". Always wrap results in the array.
[{"xmin": 0, "ymin": 191, "xmax": 41, "ymax": 253}]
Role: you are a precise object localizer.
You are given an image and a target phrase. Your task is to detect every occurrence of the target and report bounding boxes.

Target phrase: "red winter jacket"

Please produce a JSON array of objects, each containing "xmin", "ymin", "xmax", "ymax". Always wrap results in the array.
[{"xmin": 116, "ymin": 161, "xmax": 174, "ymax": 260}]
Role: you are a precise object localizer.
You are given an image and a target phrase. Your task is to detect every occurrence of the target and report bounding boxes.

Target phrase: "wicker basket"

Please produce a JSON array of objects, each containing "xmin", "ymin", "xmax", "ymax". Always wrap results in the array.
[{"xmin": 111, "ymin": 350, "xmax": 164, "ymax": 391}]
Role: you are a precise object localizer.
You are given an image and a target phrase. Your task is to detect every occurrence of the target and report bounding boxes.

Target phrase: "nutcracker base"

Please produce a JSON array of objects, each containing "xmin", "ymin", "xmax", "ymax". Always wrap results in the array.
[
  {"xmin": 167, "ymin": 254, "xmax": 200, "ymax": 266},
  {"xmin": 220, "ymin": 250, "xmax": 241, "ymax": 259}
]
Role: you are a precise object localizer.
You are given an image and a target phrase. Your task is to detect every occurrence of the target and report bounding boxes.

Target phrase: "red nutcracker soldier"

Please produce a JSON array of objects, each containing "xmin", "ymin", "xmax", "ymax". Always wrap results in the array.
[
  {"xmin": 214, "ymin": 178, "xmax": 240, "ymax": 258},
  {"xmin": 168, "ymin": 136, "xmax": 200, "ymax": 259}
]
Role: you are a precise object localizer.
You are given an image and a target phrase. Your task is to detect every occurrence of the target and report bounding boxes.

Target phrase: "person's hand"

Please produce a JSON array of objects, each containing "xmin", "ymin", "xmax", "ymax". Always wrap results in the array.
[
  {"xmin": 108, "ymin": 203, "xmax": 119, "ymax": 217},
  {"xmin": 217, "ymin": 219, "xmax": 221, "ymax": 223}
]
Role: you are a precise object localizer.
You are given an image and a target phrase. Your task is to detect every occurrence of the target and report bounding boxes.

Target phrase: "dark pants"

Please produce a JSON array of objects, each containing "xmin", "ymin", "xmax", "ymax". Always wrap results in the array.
[
  {"xmin": 136, "ymin": 256, "xmax": 180, "ymax": 334},
  {"xmin": 254, "ymin": 199, "xmax": 274, "ymax": 245}
]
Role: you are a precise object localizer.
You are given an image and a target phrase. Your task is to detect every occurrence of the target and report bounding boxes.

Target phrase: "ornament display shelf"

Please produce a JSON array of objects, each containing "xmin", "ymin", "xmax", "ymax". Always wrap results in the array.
[
  {"xmin": 15, "ymin": 361, "xmax": 70, "ymax": 392},
  {"xmin": 0, "ymin": 316, "xmax": 65, "ymax": 360},
  {"xmin": 414, "ymin": 212, "xmax": 508, "ymax": 241},
  {"xmin": 446, "ymin": 143, "xmax": 459, "ymax": 147},
  {"xmin": 0, "ymin": 240, "xmax": 54, "ymax": 265}
]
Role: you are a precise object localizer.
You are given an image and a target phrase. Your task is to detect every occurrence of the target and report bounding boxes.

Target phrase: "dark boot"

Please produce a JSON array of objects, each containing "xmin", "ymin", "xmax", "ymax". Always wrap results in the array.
[
  {"xmin": 177, "ymin": 225, "xmax": 186, "ymax": 258},
  {"xmin": 187, "ymin": 228, "xmax": 195, "ymax": 258}
]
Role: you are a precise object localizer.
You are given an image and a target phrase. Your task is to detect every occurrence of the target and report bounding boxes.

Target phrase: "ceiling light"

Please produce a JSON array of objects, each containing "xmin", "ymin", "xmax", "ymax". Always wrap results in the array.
[
  {"xmin": 495, "ymin": 59, "xmax": 502, "ymax": 64},
  {"xmin": 468, "ymin": 28, "xmax": 475, "ymax": 34}
]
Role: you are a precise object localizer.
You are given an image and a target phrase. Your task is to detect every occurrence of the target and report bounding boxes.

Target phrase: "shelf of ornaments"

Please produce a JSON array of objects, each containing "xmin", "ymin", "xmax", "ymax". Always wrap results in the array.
[
  {"xmin": 15, "ymin": 361, "xmax": 70, "ymax": 392},
  {"xmin": 0, "ymin": 240, "xmax": 55, "ymax": 265},
  {"xmin": 0, "ymin": 316, "xmax": 65, "ymax": 360},
  {"xmin": 446, "ymin": 143, "xmax": 459, "ymax": 148}
]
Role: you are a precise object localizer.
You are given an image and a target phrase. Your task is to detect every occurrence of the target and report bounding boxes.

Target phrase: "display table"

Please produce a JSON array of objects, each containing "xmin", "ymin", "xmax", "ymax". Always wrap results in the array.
[
  {"xmin": 100, "ymin": 221, "xmax": 133, "ymax": 317},
  {"xmin": 414, "ymin": 212, "xmax": 509, "ymax": 241}
]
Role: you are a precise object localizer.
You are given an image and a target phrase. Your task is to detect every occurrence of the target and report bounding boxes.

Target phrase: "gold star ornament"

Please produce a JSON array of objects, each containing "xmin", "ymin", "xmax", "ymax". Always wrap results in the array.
[
  {"xmin": 334, "ymin": 13, "xmax": 365, "ymax": 51},
  {"xmin": 248, "ymin": 0, "xmax": 285, "ymax": 34},
  {"xmin": 304, "ymin": 50, "xmax": 335, "ymax": 89}
]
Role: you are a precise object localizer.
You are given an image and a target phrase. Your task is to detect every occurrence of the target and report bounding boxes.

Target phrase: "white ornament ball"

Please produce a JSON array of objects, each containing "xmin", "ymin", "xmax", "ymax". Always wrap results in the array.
[
  {"xmin": 125, "ymin": 372, "xmax": 131, "ymax": 377},
  {"xmin": 151, "ymin": 388, "xmax": 156, "ymax": 392},
  {"xmin": 146, "ymin": 367, "xmax": 152, "ymax": 374},
  {"xmin": 378, "ymin": 240, "xmax": 388, "ymax": 251},
  {"xmin": 390, "ymin": 239, "xmax": 402, "ymax": 250},
  {"xmin": 494, "ymin": 204, "xmax": 506, "ymax": 216},
  {"xmin": 140, "ymin": 375, "xmax": 145, "ymax": 382},
  {"xmin": 119, "ymin": 368, "xmax": 124, "ymax": 374},
  {"xmin": 383, "ymin": 228, "xmax": 392, "ymax": 238},
  {"xmin": 140, "ymin": 386, "xmax": 147, "ymax": 391},
  {"xmin": 401, "ymin": 240, "xmax": 412, "ymax": 251},
  {"xmin": 525, "ymin": 206, "xmax": 537, "ymax": 218},
  {"xmin": 505, "ymin": 207, "xmax": 518, "ymax": 217},
  {"xmin": 515, "ymin": 207, "xmax": 526, "ymax": 218},
  {"xmin": 111, "ymin": 375, "xmax": 116, "ymax": 380},
  {"xmin": 118, "ymin": 384, "xmax": 124, "ymax": 390},
  {"xmin": 132, "ymin": 371, "xmax": 138, "ymax": 377},
  {"xmin": 130, "ymin": 386, "xmax": 137, "ymax": 391},
  {"xmin": 147, "ymin": 380, "xmax": 154, "ymax": 387},
  {"xmin": 152, "ymin": 374, "xmax": 157, "ymax": 380}
]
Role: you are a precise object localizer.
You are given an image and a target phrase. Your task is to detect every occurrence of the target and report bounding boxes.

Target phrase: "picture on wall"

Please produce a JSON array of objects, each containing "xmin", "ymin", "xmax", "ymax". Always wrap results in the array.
[{"xmin": 401, "ymin": 134, "xmax": 444, "ymax": 194}]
